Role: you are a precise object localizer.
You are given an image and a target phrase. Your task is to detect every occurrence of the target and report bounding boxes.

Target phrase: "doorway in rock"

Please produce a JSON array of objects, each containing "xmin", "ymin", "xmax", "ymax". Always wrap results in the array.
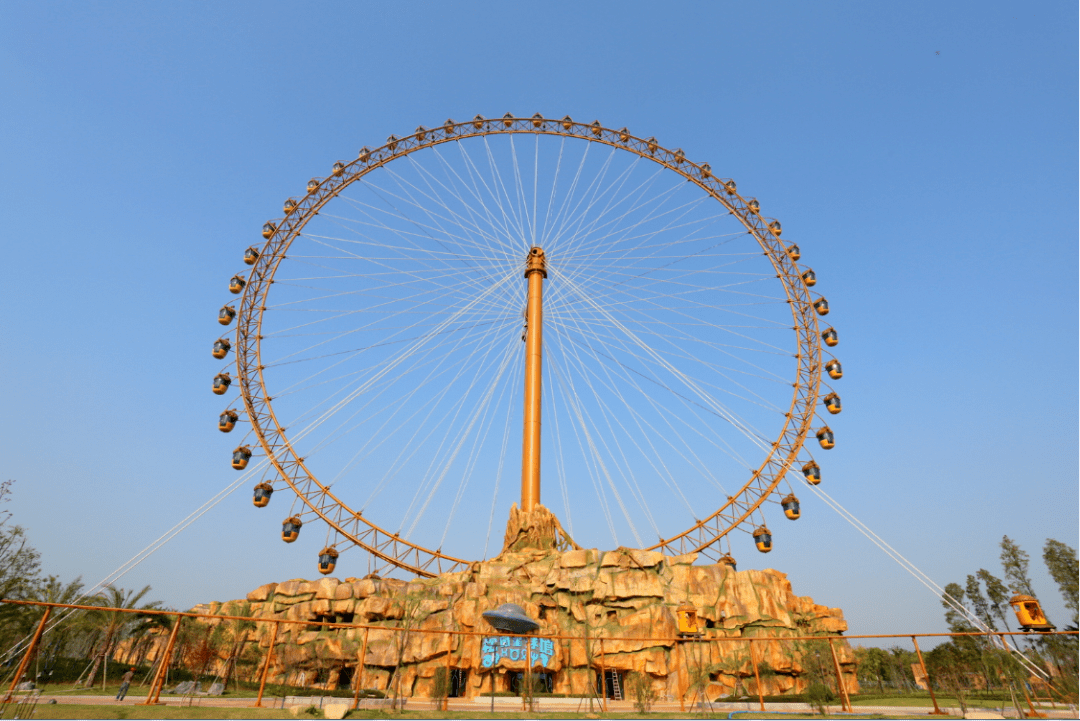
[
  {"xmin": 450, "ymin": 669, "xmax": 468, "ymax": 697},
  {"xmin": 596, "ymin": 669, "xmax": 624, "ymax": 700},
  {"xmin": 511, "ymin": 671, "xmax": 553, "ymax": 695},
  {"xmin": 336, "ymin": 666, "xmax": 353, "ymax": 690}
]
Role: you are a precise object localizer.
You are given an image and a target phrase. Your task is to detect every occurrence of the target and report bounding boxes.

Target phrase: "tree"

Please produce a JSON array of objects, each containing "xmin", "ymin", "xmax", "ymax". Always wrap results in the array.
[
  {"xmin": 964, "ymin": 575, "xmax": 997, "ymax": 631},
  {"xmin": 976, "ymin": 569, "xmax": 1013, "ymax": 632},
  {"xmin": 1042, "ymin": 539, "xmax": 1078, "ymax": 625},
  {"xmin": 999, "ymin": 536, "xmax": 1035, "ymax": 597},
  {"xmin": 0, "ymin": 480, "xmax": 43, "ymax": 657},
  {"xmin": 941, "ymin": 583, "xmax": 975, "ymax": 633},
  {"xmin": 82, "ymin": 584, "xmax": 158, "ymax": 688}
]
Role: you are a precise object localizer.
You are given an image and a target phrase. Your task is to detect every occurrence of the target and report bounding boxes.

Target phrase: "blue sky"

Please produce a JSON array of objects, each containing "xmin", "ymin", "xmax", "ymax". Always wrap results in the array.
[{"xmin": 2, "ymin": 0, "xmax": 1076, "ymax": 642}]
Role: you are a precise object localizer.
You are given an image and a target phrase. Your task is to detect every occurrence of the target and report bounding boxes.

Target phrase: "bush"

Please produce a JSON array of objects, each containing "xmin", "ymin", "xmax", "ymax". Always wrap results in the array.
[
  {"xmin": 803, "ymin": 682, "xmax": 835, "ymax": 715},
  {"xmin": 627, "ymin": 672, "xmax": 657, "ymax": 714}
]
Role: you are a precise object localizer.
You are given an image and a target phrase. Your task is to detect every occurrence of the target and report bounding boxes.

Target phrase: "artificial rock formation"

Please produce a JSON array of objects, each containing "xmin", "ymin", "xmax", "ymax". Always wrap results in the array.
[{"xmin": 135, "ymin": 506, "xmax": 857, "ymax": 700}]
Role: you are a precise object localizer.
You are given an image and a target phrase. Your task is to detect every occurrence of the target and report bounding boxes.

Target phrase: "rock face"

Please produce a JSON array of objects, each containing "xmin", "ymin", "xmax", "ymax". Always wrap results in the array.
[{"xmin": 133, "ymin": 508, "xmax": 857, "ymax": 700}]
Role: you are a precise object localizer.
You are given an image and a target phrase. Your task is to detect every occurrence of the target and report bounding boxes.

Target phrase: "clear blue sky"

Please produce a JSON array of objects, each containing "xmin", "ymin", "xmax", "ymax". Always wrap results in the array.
[{"xmin": 2, "ymin": 0, "xmax": 1076, "ymax": 642}]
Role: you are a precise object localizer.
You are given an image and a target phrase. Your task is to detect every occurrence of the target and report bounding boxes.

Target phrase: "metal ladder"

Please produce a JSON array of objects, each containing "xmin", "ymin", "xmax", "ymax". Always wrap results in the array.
[{"xmin": 610, "ymin": 671, "xmax": 622, "ymax": 701}]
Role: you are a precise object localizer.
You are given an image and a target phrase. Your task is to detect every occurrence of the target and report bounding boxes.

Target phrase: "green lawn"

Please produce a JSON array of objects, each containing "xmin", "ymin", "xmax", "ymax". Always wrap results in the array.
[{"xmin": 27, "ymin": 705, "xmax": 296, "ymax": 720}]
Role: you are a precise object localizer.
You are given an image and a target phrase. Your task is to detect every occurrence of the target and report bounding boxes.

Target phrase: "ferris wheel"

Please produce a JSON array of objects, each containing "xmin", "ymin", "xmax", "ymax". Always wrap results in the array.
[{"xmin": 210, "ymin": 114, "xmax": 842, "ymax": 578}]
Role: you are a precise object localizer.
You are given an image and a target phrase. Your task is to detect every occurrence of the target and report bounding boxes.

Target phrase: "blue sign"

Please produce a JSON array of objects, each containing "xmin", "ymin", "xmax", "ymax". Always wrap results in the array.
[{"xmin": 480, "ymin": 636, "xmax": 555, "ymax": 669}]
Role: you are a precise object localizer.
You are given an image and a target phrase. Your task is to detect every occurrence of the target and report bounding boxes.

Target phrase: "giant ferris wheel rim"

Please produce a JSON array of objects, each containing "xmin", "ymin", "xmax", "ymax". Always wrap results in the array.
[{"xmin": 230, "ymin": 114, "xmax": 827, "ymax": 577}]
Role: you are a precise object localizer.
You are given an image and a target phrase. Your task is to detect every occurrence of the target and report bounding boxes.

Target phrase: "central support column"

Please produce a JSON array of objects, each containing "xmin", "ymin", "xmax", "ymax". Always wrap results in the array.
[{"xmin": 521, "ymin": 246, "xmax": 547, "ymax": 511}]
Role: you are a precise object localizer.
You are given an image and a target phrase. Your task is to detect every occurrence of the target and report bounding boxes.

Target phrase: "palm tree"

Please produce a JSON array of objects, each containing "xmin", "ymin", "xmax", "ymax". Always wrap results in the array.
[
  {"xmin": 82, "ymin": 585, "xmax": 158, "ymax": 689},
  {"xmin": 214, "ymin": 602, "xmax": 257, "ymax": 691}
]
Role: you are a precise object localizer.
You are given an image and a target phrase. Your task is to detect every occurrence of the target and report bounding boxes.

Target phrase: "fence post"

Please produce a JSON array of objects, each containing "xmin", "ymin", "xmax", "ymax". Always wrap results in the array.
[
  {"xmin": 253, "ymin": 620, "xmax": 280, "ymax": 708},
  {"xmin": 352, "ymin": 626, "xmax": 370, "ymax": 711},
  {"xmin": 911, "ymin": 636, "xmax": 944, "ymax": 715},
  {"xmin": 444, "ymin": 631, "xmax": 454, "ymax": 712},
  {"xmin": 143, "ymin": 614, "xmax": 182, "ymax": 705},
  {"xmin": 827, "ymin": 638, "xmax": 853, "ymax": 713},
  {"xmin": 3, "ymin": 606, "xmax": 51, "ymax": 703},
  {"xmin": 749, "ymin": 638, "xmax": 765, "ymax": 712}
]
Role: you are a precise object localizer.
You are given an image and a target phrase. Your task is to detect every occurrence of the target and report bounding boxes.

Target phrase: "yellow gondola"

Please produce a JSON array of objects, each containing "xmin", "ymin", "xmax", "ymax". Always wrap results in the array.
[
  {"xmin": 591, "ymin": 121, "xmax": 603, "ymax": 137},
  {"xmin": 825, "ymin": 359, "xmax": 842, "ymax": 380},
  {"xmin": 212, "ymin": 373, "xmax": 232, "ymax": 395},
  {"xmin": 358, "ymin": 147, "xmax": 372, "ymax": 162},
  {"xmin": 261, "ymin": 222, "xmax": 276, "ymax": 239},
  {"xmin": 1010, "ymin": 595, "xmax": 1055, "ymax": 632},
  {"xmin": 821, "ymin": 327, "xmax": 838, "ymax": 347},
  {"xmin": 719, "ymin": 553, "xmax": 737, "ymax": 571},
  {"xmin": 823, "ymin": 392, "xmax": 842, "ymax": 414},
  {"xmin": 753, "ymin": 525, "xmax": 773, "ymax": 553},
  {"xmin": 502, "ymin": 113, "xmax": 515, "ymax": 127},
  {"xmin": 218, "ymin": 305, "xmax": 236, "ymax": 326},
  {"xmin": 813, "ymin": 297, "xmax": 829, "ymax": 316},
  {"xmin": 618, "ymin": 127, "xmax": 631, "ymax": 142},
  {"xmin": 282, "ymin": 516, "xmax": 302, "ymax": 543},
  {"xmin": 332, "ymin": 161, "xmax": 345, "ymax": 176},
  {"xmin": 244, "ymin": 246, "xmax": 260, "ymax": 265},
  {"xmin": 786, "ymin": 244, "xmax": 800, "ymax": 261},
  {"xmin": 475, "ymin": 114, "xmax": 487, "ymax": 129},
  {"xmin": 252, "ymin": 482, "xmax": 274, "ymax": 508},
  {"xmin": 724, "ymin": 180, "xmax": 737, "ymax": 195},
  {"xmin": 747, "ymin": 199, "xmax": 760, "ymax": 213},
  {"xmin": 802, "ymin": 460, "xmax": 821, "ymax": 484},
  {"xmin": 231, "ymin": 445, "xmax": 252, "ymax": 470},
  {"xmin": 307, "ymin": 179, "xmax": 320, "ymax": 194},
  {"xmin": 781, "ymin": 494, "xmax": 801, "ymax": 520},
  {"xmin": 283, "ymin": 198, "xmax": 298, "ymax": 215},
  {"xmin": 676, "ymin": 603, "xmax": 702, "ymax": 637},
  {"xmin": 700, "ymin": 163, "xmax": 712, "ymax": 178},
  {"xmin": 218, "ymin": 409, "xmax": 238, "ymax": 432},
  {"xmin": 212, "ymin": 337, "xmax": 231, "ymax": 359},
  {"xmin": 816, "ymin": 426, "xmax": 835, "ymax": 450},
  {"xmin": 801, "ymin": 268, "xmax": 817, "ymax": 287},
  {"xmin": 229, "ymin": 275, "xmax": 246, "ymax": 294},
  {"xmin": 318, "ymin": 547, "xmax": 340, "ymax": 575},
  {"xmin": 532, "ymin": 113, "xmax": 545, "ymax": 128},
  {"xmin": 767, "ymin": 220, "xmax": 782, "ymax": 236}
]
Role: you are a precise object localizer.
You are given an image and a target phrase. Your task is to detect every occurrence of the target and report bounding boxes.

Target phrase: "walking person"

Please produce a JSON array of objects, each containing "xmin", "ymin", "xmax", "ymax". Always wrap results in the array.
[{"xmin": 116, "ymin": 667, "xmax": 135, "ymax": 701}]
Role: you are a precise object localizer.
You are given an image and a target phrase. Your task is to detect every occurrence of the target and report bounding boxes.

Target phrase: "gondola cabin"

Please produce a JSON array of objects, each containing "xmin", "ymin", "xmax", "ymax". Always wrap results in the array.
[
  {"xmin": 231, "ymin": 445, "xmax": 252, "ymax": 470},
  {"xmin": 700, "ymin": 163, "xmax": 711, "ymax": 178},
  {"xmin": 261, "ymin": 222, "xmax": 276, "ymax": 239},
  {"xmin": 219, "ymin": 409, "xmax": 238, "ymax": 433},
  {"xmin": 618, "ymin": 127, "xmax": 630, "ymax": 142},
  {"xmin": 724, "ymin": 180, "xmax": 737, "ymax": 195},
  {"xmin": 332, "ymin": 161, "xmax": 345, "ymax": 176},
  {"xmin": 781, "ymin": 494, "xmax": 801, "ymax": 520},
  {"xmin": 1010, "ymin": 595, "xmax": 1055, "ymax": 632},
  {"xmin": 282, "ymin": 516, "xmax": 302, "ymax": 543},
  {"xmin": 533, "ymin": 113, "xmax": 545, "ymax": 128},
  {"xmin": 358, "ymin": 147, "xmax": 372, "ymax": 162},
  {"xmin": 802, "ymin": 460, "xmax": 821, "ymax": 484},
  {"xmin": 252, "ymin": 482, "xmax": 273, "ymax": 507},
  {"xmin": 821, "ymin": 327, "xmax": 839, "ymax": 347},
  {"xmin": 825, "ymin": 359, "xmax": 842, "ymax": 380},
  {"xmin": 307, "ymin": 179, "xmax": 320, "ymax": 194},
  {"xmin": 768, "ymin": 220, "xmax": 782, "ymax": 236},
  {"xmin": 218, "ymin": 305, "xmax": 236, "ymax": 326},
  {"xmin": 747, "ymin": 199, "xmax": 760, "ymax": 213},
  {"xmin": 229, "ymin": 276, "xmax": 246, "ymax": 294},
  {"xmin": 802, "ymin": 268, "xmax": 817, "ymax": 287},
  {"xmin": 753, "ymin": 526, "xmax": 773, "ymax": 553},
  {"xmin": 503, "ymin": 112, "xmax": 515, "ymax": 127},
  {"xmin": 212, "ymin": 338, "xmax": 231, "ymax": 359},
  {"xmin": 283, "ymin": 198, "xmax": 298, "ymax": 215},
  {"xmin": 244, "ymin": 246, "xmax": 260, "ymax": 265},
  {"xmin": 816, "ymin": 426, "xmax": 835, "ymax": 450},
  {"xmin": 676, "ymin": 603, "xmax": 703, "ymax": 637},
  {"xmin": 786, "ymin": 244, "xmax": 801, "ymax": 261},
  {"xmin": 813, "ymin": 297, "xmax": 829, "ymax": 316},
  {"xmin": 719, "ymin": 553, "xmax": 737, "ymax": 571},
  {"xmin": 212, "ymin": 373, "xmax": 232, "ymax": 395},
  {"xmin": 823, "ymin": 392, "xmax": 842, "ymax": 414},
  {"xmin": 318, "ymin": 547, "xmax": 340, "ymax": 575}
]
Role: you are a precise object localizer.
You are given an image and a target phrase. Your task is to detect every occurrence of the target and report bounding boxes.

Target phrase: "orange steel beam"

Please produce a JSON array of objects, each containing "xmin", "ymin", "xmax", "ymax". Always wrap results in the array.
[
  {"xmin": 252, "ymin": 617, "xmax": 278, "ymax": 708},
  {"xmin": 144, "ymin": 616, "xmax": 181, "ymax": 705},
  {"xmin": 521, "ymin": 247, "xmax": 546, "ymax": 511},
  {"xmin": 750, "ymin": 639, "xmax": 765, "ymax": 712},
  {"xmin": 3, "ymin": 606, "xmax": 50, "ymax": 703},
  {"xmin": 828, "ymin": 637, "xmax": 853, "ymax": 713},
  {"xmin": 912, "ymin": 636, "xmax": 945, "ymax": 715}
]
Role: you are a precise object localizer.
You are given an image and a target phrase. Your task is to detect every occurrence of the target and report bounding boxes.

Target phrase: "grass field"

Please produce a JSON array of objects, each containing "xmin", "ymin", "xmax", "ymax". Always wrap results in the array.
[{"xmin": 25, "ymin": 706, "xmax": 900, "ymax": 720}]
